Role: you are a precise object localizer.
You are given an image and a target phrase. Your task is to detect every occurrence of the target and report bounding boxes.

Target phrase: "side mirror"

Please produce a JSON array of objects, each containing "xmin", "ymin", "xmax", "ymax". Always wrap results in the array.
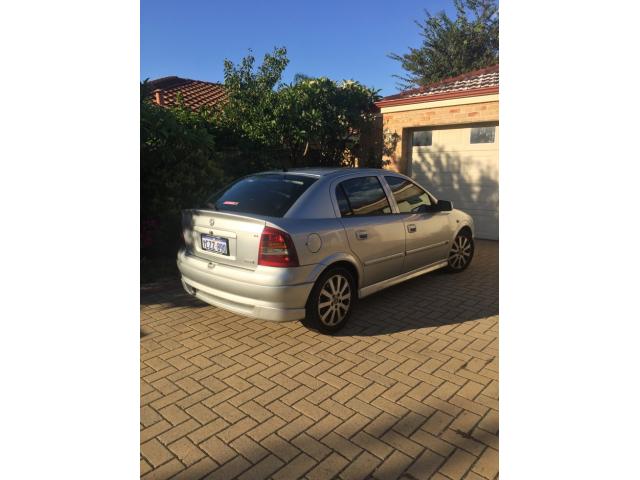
[{"xmin": 436, "ymin": 199, "xmax": 453, "ymax": 211}]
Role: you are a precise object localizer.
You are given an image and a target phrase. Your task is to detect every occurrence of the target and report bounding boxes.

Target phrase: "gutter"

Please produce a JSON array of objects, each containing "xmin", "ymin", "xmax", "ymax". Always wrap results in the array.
[{"xmin": 375, "ymin": 86, "xmax": 499, "ymax": 109}]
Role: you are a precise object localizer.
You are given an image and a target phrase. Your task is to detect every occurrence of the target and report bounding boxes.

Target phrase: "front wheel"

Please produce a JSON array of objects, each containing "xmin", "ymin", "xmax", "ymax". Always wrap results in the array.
[
  {"xmin": 446, "ymin": 231, "xmax": 474, "ymax": 272},
  {"xmin": 305, "ymin": 267, "xmax": 356, "ymax": 334}
]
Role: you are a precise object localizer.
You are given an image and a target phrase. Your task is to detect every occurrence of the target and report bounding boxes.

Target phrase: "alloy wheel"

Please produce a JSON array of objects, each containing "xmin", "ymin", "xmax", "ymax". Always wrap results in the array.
[
  {"xmin": 317, "ymin": 274, "xmax": 351, "ymax": 327},
  {"xmin": 449, "ymin": 234, "xmax": 473, "ymax": 270}
]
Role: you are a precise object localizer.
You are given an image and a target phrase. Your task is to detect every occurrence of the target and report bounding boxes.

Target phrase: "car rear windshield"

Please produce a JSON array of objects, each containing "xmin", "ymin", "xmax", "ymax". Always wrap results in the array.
[{"xmin": 204, "ymin": 173, "xmax": 318, "ymax": 217}]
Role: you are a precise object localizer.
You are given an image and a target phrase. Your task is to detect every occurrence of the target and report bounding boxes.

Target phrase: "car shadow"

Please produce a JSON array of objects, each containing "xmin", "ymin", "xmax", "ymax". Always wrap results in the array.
[{"xmin": 330, "ymin": 239, "xmax": 498, "ymax": 336}]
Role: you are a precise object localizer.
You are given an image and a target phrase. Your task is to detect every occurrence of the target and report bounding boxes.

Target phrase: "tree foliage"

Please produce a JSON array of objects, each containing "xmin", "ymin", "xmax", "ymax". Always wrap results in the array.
[
  {"xmin": 219, "ymin": 47, "xmax": 394, "ymax": 169},
  {"xmin": 389, "ymin": 0, "xmax": 498, "ymax": 89}
]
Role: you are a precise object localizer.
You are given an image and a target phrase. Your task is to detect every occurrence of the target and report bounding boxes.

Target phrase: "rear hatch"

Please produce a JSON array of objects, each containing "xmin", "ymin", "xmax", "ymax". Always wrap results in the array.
[
  {"xmin": 182, "ymin": 172, "xmax": 318, "ymax": 271},
  {"xmin": 182, "ymin": 210, "xmax": 265, "ymax": 270}
]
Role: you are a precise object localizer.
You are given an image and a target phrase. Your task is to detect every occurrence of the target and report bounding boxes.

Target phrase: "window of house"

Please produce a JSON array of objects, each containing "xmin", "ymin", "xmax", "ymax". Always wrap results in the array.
[
  {"xmin": 338, "ymin": 177, "xmax": 392, "ymax": 217},
  {"xmin": 470, "ymin": 126, "xmax": 496, "ymax": 144},
  {"xmin": 385, "ymin": 176, "xmax": 433, "ymax": 213},
  {"xmin": 412, "ymin": 130, "xmax": 432, "ymax": 147}
]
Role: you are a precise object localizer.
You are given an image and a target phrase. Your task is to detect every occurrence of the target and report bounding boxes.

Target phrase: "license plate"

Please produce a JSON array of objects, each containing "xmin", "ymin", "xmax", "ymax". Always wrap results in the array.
[{"xmin": 200, "ymin": 234, "xmax": 229, "ymax": 255}]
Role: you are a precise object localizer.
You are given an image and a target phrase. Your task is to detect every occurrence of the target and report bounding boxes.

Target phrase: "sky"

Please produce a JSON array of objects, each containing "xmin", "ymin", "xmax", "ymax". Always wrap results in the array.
[{"xmin": 141, "ymin": 0, "xmax": 455, "ymax": 97}]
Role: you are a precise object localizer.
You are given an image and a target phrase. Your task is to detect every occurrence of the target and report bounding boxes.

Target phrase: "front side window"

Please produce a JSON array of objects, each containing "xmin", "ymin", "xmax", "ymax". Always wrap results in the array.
[
  {"xmin": 338, "ymin": 176, "xmax": 391, "ymax": 217},
  {"xmin": 204, "ymin": 173, "xmax": 317, "ymax": 217},
  {"xmin": 470, "ymin": 126, "xmax": 496, "ymax": 144},
  {"xmin": 385, "ymin": 176, "xmax": 433, "ymax": 213}
]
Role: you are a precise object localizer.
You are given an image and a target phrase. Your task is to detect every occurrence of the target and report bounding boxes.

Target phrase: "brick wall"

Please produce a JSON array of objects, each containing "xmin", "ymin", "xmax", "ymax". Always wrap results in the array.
[{"xmin": 382, "ymin": 100, "xmax": 499, "ymax": 173}]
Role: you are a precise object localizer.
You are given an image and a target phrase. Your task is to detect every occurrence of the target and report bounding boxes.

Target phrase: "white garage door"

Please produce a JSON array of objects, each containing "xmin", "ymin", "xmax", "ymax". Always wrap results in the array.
[{"xmin": 410, "ymin": 124, "xmax": 499, "ymax": 240}]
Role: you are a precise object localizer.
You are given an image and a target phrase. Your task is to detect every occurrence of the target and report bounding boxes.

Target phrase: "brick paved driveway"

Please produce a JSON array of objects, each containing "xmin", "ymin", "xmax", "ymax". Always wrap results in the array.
[{"xmin": 141, "ymin": 240, "xmax": 498, "ymax": 480}]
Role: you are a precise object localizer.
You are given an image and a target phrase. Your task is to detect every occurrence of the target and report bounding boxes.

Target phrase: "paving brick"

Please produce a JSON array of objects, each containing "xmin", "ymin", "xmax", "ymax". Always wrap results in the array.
[
  {"xmin": 246, "ymin": 415, "xmax": 285, "ymax": 442},
  {"xmin": 203, "ymin": 456, "xmax": 251, "ymax": 480},
  {"xmin": 306, "ymin": 414, "xmax": 343, "ymax": 439},
  {"xmin": 477, "ymin": 409, "xmax": 499, "ymax": 435},
  {"xmin": 320, "ymin": 432, "xmax": 363, "ymax": 460},
  {"xmin": 168, "ymin": 436, "xmax": 206, "ymax": 466},
  {"xmin": 352, "ymin": 431, "xmax": 393, "ymax": 460},
  {"xmin": 261, "ymin": 433, "xmax": 301, "ymax": 462},
  {"xmin": 372, "ymin": 450, "xmax": 412, "ymax": 480},
  {"xmin": 140, "ymin": 420, "xmax": 172, "ymax": 444},
  {"xmin": 141, "ymin": 458, "xmax": 184, "ymax": 480},
  {"xmin": 306, "ymin": 452, "xmax": 349, "ymax": 480},
  {"xmin": 171, "ymin": 457, "xmax": 218, "ymax": 480},
  {"xmin": 340, "ymin": 451, "xmax": 382, "ymax": 480},
  {"xmin": 471, "ymin": 447, "xmax": 498, "ymax": 479},
  {"xmin": 157, "ymin": 419, "xmax": 200, "ymax": 445},
  {"xmin": 272, "ymin": 453, "xmax": 316, "ymax": 480},
  {"xmin": 422, "ymin": 411, "xmax": 454, "ymax": 436},
  {"xmin": 277, "ymin": 415, "xmax": 314, "ymax": 441},
  {"xmin": 187, "ymin": 418, "xmax": 229, "ymax": 444},
  {"xmin": 292, "ymin": 432, "xmax": 332, "ymax": 461},
  {"xmin": 406, "ymin": 448, "xmax": 446, "ymax": 480},
  {"xmin": 199, "ymin": 434, "xmax": 236, "ymax": 465},
  {"xmin": 230, "ymin": 434, "xmax": 269, "ymax": 463},
  {"xmin": 140, "ymin": 438, "xmax": 173, "ymax": 468},
  {"xmin": 439, "ymin": 448, "xmax": 476, "ymax": 479},
  {"xmin": 141, "ymin": 406, "xmax": 162, "ymax": 428},
  {"xmin": 159, "ymin": 404, "xmax": 190, "ymax": 426}
]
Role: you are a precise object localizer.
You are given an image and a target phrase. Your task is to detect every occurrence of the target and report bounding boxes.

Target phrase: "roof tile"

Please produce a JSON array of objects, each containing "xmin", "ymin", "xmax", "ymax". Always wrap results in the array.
[
  {"xmin": 146, "ymin": 76, "xmax": 226, "ymax": 110},
  {"xmin": 377, "ymin": 64, "xmax": 498, "ymax": 106}
]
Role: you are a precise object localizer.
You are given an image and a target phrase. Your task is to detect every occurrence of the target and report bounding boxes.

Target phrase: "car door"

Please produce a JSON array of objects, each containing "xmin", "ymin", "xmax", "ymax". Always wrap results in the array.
[
  {"xmin": 334, "ymin": 175, "xmax": 405, "ymax": 287},
  {"xmin": 383, "ymin": 175, "xmax": 452, "ymax": 272}
]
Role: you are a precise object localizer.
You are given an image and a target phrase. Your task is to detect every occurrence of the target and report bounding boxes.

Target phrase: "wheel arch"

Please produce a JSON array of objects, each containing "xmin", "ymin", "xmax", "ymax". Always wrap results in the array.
[{"xmin": 306, "ymin": 255, "xmax": 362, "ymax": 300}]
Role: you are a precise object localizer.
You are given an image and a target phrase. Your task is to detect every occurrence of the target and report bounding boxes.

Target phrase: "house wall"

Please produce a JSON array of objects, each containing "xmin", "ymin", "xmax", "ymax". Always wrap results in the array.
[{"xmin": 381, "ymin": 96, "xmax": 499, "ymax": 173}]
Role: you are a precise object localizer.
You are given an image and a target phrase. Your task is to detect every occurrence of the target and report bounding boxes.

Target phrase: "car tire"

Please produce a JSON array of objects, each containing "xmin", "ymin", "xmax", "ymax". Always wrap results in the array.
[
  {"xmin": 305, "ymin": 266, "xmax": 356, "ymax": 334},
  {"xmin": 446, "ymin": 230, "xmax": 474, "ymax": 272}
]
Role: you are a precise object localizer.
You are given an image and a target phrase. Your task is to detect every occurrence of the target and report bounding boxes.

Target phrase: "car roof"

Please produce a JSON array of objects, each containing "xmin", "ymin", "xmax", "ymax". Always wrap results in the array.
[{"xmin": 260, "ymin": 167, "xmax": 395, "ymax": 179}]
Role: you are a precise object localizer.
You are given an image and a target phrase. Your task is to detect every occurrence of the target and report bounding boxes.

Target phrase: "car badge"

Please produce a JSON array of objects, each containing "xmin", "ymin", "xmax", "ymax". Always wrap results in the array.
[{"xmin": 209, "ymin": 218, "xmax": 215, "ymax": 226}]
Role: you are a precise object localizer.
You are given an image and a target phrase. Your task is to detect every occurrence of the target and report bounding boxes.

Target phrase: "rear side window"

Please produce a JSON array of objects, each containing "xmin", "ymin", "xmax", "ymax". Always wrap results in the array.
[
  {"xmin": 385, "ymin": 176, "xmax": 433, "ymax": 213},
  {"xmin": 335, "ymin": 185, "xmax": 352, "ymax": 217},
  {"xmin": 338, "ymin": 176, "xmax": 391, "ymax": 217},
  {"xmin": 204, "ymin": 174, "xmax": 317, "ymax": 217}
]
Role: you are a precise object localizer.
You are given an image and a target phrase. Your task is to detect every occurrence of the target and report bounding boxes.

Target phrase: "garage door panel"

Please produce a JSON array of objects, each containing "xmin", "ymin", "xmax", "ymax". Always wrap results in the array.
[
  {"xmin": 410, "ymin": 124, "xmax": 498, "ymax": 239},
  {"xmin": 412, "ymin": 151, "xmax": 498, "ymax": 177},
  {"xmin": 471, "ymin": 213, "xmax": 498, "ymax": 240}
]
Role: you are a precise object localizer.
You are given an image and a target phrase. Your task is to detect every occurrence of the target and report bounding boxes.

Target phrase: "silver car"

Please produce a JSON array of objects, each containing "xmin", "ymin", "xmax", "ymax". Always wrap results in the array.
[{"xmin": 177, "ymin": 168, "xmax": 474, "ymax": 333}]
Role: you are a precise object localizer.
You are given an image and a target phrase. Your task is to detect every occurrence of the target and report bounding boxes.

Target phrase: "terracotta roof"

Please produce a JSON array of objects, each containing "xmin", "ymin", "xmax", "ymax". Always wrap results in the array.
[
  {"xmin": 376, "ymin": 64, "xmax": 498, "ymax": 108},
  {"xmin": 146, "ymin": 76, "xmax": 227, "ymax": 110}
]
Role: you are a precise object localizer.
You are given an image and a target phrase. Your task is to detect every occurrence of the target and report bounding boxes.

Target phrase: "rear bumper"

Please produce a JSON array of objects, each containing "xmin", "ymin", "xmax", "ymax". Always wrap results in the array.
[{"xmin": 177, "ymin": 249, "xmax": 315, "ymax": 322}]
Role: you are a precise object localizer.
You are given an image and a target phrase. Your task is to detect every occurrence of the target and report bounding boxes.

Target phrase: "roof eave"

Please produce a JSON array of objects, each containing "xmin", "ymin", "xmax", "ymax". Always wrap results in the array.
[{"xmin": 375, "ymin": 86, "xmax": 499, "ymax": 109}]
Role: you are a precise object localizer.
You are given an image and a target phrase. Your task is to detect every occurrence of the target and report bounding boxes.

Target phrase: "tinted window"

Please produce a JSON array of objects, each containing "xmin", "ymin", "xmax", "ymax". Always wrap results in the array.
[
  {"xmin": 386, "ymin": 176, "xmax": 433, "ymax": 213},
  {"xmin": 412, "ymin": 130, "xmax": 432, "ymax": 147},
  {"xmin": 470, "ymin": 126, "xmax": 496, "ymax": 144},
  {"xmin": 204, "ymin": 174, "xmax": 317, "ymax": 217},
  {"xmin": 339, "ymin": 176, "xmax": 391, "ymax": 216},
  {"xmin": 335, "ymin": 185, "xmax": 352, "ymax": 217}
]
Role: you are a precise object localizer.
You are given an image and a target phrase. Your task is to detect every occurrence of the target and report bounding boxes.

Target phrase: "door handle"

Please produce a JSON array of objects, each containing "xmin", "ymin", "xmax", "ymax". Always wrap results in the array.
[
  {"xmin": 355, "ymin": 230, "xmax": 368, "ymax": 240},
  {"xmin": 407, "ymin": 224, "xmax": 417, "ymax": 233}
]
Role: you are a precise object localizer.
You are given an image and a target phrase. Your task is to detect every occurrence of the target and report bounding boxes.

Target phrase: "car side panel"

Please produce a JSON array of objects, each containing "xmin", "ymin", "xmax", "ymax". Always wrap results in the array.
[
  {"xmin": 339, "ymin": 215, "xmax": 406, "ymax": 287},
  {"xmin": 402, "ymin": 211, "xmax": 452, "ymax": 271}
]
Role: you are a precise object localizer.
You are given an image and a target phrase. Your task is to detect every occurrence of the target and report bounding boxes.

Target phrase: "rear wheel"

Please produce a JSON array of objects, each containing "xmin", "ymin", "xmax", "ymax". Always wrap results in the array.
[
  {"xmin": 447, "ymin": 230, "xmax": 474, "ymax": 272},
  {"xmin": 305, "ymin": 267, "xmax": 356, "ymax": 334}
]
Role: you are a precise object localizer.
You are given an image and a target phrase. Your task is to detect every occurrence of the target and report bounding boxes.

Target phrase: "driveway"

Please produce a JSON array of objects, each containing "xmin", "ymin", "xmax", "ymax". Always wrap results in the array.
[{"xmin": 140, "ymin": 240, "xmax": 498, "ymax": 480}]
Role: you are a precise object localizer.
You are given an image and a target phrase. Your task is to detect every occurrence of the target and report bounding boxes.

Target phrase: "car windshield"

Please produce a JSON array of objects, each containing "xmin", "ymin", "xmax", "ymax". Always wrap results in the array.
[{"xmin": 203, "ymin": 173, "xmax": 317, "ymax": 217}]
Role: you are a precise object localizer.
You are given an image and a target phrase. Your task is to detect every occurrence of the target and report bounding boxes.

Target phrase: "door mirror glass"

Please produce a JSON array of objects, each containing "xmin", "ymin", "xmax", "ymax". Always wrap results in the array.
[{"xmin": 436, "ymin": 199, "xmax": 453, "ymax": 211}]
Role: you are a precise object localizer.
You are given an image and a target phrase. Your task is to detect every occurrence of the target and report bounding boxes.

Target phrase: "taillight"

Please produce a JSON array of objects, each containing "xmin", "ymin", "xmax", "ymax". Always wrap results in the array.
[{"xmin": 258, "ymin": 227, "xmax": 299, "ymax": 267}]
